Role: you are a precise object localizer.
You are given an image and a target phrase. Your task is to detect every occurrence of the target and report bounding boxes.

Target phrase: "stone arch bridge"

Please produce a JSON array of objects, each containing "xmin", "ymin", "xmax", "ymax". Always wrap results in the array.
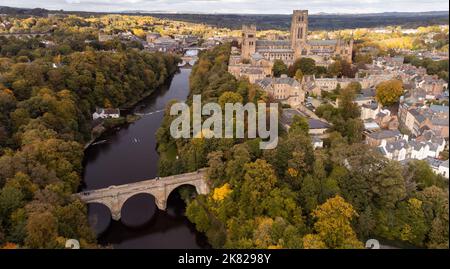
[{"xmin": 76, "ymin": 169, "xmax": 209, "ymax": 220}]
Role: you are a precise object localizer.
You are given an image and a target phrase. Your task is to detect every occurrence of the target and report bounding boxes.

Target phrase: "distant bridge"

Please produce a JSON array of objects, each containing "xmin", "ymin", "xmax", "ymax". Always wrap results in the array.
[
  {"xmin": 76, "ymin": 169, "xmax": 209, "ymax": 220},
  {"xmin": 182, "ymin": 47, "xmax": 208, "ymax": 51},
  {"xmin": 178, "ymin": 55, "xmax": 198, "ymax": 67}
]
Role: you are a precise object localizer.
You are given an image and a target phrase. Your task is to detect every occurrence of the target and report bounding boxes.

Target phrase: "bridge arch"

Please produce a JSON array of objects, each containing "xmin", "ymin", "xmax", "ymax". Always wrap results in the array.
[
  {"xmin": 120, "ymin": 191, "xmax": 157, "ymax": 209},
  {"xmin": 84, "ymin": 200, "xmax": 113, "ymax": 215},
  {"xmin": 120, "ymin": 193, "xmax": 158, "ymax": 226},
  {"xmin": 87, "ymin": 202, "xmax": 112, "ymax": 236},
  {"xmin": 166, "ymin": 182, "xmax": 202, "ymax": 200},
  {"xmin": 76, "ymin": 169, "xmax": 210, "ymax": 221}
]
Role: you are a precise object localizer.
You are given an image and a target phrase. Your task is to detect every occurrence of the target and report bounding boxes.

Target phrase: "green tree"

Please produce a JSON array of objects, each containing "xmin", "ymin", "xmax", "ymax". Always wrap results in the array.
[
  {"xmin": 0, "ymin": 186, "xmax": 25, "ymax": 227},
  {"xmin": 239, "ymin": 159, "xmax": 278, "ymax": 217},
  {"xmin": 272, "ymin": 59, "xmax": 288, "ymax": 77},
  {"xmin": 338, "ymin": 85, "xmax": 361, "ymax": 120},
  {"xmin": 404, "ymin": 160, "xmax": 445, "ymax": 190},
  {"xmin": 289, "ymin": 115, "xmax": 309, "ymax": 135},
  {"xmin": 288, "ymin": 57, "xmax": 316, "ymax": 76},
  {"xmin": 299, "ymin": 175, "xmax": 320, "ymax": 214}
]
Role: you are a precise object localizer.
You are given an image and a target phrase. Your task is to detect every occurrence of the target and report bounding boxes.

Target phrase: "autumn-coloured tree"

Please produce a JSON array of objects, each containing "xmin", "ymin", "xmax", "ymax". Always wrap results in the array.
[
  {"xmin": 375, "ymin": 79, "xmax": 404, "ymax": 106},
  {"xmin": 294, "ymin": 69, "xmax": 304, "ymax": 82},
  {"xmin": 306, "ymin": 195, "xmax": 364, "ymax": 249},
  {"xmin": 218, "ymin": 91, "xmax": 243, "ymax": 108},
  {"xmin": 212, "ymin": 183, "xmax": 232, "ymax": 202}
]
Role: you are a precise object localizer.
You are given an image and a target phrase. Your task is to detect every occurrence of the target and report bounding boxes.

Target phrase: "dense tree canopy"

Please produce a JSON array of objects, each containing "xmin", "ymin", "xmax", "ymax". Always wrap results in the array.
[{"xmin": 0, "ymin": 19, "xmax": 180, "ymax": 248}]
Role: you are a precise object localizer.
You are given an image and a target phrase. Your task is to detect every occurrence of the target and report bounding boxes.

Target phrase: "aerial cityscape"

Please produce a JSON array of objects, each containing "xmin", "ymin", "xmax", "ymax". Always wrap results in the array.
[{"xmin": 0, "ymin": 0, "xmax": 448, "ymax": 253}]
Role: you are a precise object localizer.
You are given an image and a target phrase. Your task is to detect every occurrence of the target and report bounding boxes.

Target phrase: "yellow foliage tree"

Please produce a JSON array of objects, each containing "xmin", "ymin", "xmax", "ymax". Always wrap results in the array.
[
  {"xmin": 287, "ymin": 167, "xmax": 298, "ymax": 177},
  {"xmin": 212, "ymin": 183, "xmax": 232, "ymax": 202},
  {"xmin": 375, "ymin": 79, "xmax": 404, "ymax": 106},
  {"xmin": 132, "ymin": 28, "xmax": 146, "ymax": 39},
  {"xmin": 302, "ymin": 234, "xmax": 326, "ymax": 249},
  {"xmin": 309, "ymin": 195, "xmax": 364, "ymax": 249}
]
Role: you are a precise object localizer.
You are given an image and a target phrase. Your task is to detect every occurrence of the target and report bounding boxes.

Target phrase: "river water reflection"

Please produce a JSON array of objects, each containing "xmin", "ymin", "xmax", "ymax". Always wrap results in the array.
[{"xmin": 81, "ymin": 69, "xmax": 209, "ymax": 248}]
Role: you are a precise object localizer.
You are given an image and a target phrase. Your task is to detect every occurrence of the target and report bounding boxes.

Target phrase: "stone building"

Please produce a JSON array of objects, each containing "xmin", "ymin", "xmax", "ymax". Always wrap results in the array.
[
  {"xmin": 256, "ymin": 74, "xmax": 305, "ymax": 108},
  {"xmin": 146, "ymin": 32, "xmax": 161, "ymax": 43},
  {"xmin": 228, "ymin": 54, "xmax": 272, "ymax": 83},
  {"xmin": 398, "ymin": 103, "xmax": 449, "ymax": 138},
  {"xmin": 228, "ymin": 9, "xmax": 353, "ymax": 86},
  {"xmin": 239, "ymin": 10, "xmax": 353, "ymax": 66},
  {"xmin": 365, "ymin": 129, "xmax": 402, "ymax": 147}
]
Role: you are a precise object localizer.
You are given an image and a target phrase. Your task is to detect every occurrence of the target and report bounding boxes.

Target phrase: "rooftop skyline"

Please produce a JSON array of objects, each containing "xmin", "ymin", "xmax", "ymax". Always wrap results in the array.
[{"xmin": 1, "ymin": 0, "xmax": 449, "ymax": 14}]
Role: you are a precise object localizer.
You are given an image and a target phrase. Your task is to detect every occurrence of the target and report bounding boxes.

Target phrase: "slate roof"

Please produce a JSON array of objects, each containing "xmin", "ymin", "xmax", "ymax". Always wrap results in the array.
[
  {"xmin": 362, "ymin": 102, "xmax": 379, "ymax": 110},
  {"xmin": 430, "ymin": 105, "xmax": 449, "ymax": 114},
  {"xmin": 367, "ymin": 129, "xmax": 401, "ymax": 140},
  {"xmin": 385, "ymin": 139, "xmax": 409, "ymax": 153},
  {"xmin": 431, "ymin": 117, "xmax": 449, "ymax": 126},
  {"xmin": 256, "ymin": 76, "xmax": 300, "ymax": 89},
  {"xmin": 308, "ymin": 119, "xmax": 331, "ymax": 129},
  {"xmin": 357, "ymin": 88, "xmax": 376, "ymax": 99},
  {"xmin": 242, "ymin": 67, "xmax": 263, "ymax": 74},
  {"xmin": 256, "ymin": 40, "xmax": 291, "ymax": 46},
  {"xmin": 409, "ymin": 109, "xmax": 426, "ymax": 123},
  {"xmin": 95, "ymin": 108, "xmax": 120, "ymax": 115},
  {"xmin": 308, "ymin": 39, "xmax": 338, "ymax": 46},
  {"xmin": 251, "ymin": 53, "xmax": 264, "ymax": 61},
  {"xmin": 281, "ymin": 109, "xmax": 331, "ymax": 130},
  {"xmin": 257, "ymin": 49, "xmax": 294, "ymax": 53}
]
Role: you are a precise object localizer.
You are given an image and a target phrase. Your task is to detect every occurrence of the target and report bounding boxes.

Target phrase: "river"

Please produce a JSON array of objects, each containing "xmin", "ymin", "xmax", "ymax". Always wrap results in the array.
[{"xmin": 81, "ymin": 68, "xmax": 210, "ymax": 249}]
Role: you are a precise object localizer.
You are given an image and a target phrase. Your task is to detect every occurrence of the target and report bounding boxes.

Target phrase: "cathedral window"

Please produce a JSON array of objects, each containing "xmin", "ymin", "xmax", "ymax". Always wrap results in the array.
[{"xmin": 298, "ymin": 28, "xmax": 303, "ymax": 39}]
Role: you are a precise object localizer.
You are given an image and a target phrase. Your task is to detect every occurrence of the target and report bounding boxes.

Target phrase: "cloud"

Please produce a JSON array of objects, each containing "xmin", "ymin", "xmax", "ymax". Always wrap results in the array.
[{"xmin": 0, "ymin": 0, "xmax": 448, "ymax": 13}]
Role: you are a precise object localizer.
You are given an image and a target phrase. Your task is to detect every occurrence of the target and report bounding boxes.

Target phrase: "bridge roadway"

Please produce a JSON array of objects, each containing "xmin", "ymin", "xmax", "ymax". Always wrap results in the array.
[{"xmin": 76, "ymin": 168, "xmax": 209, "ymax": 220}]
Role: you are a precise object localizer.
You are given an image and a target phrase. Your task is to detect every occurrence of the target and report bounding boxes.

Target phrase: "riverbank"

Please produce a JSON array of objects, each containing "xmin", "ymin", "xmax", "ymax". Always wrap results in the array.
[
  {"xmin": 84, "ymin": 114, "xmax": 142, "ymax": 149},
  {"xmin": 83, "ymin": 72, "xmax": 179, "ymax": 149}
]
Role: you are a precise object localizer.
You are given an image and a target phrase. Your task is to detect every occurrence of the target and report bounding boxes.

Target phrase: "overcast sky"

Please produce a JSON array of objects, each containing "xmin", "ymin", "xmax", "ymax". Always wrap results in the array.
[{"xmin": 1, "ymin": 0, "xmax": 448, "ymax": 14}]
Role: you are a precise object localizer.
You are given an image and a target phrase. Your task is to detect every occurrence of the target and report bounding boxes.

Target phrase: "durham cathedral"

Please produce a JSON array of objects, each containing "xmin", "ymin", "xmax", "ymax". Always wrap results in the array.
[{"xmin": 228, "ymin": 10, "xmax": 354, "ymax": 83}]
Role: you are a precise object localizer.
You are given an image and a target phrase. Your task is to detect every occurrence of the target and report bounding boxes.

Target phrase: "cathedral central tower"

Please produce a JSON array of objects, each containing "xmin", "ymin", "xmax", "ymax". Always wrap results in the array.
[
  {"xmin": 241, "ymin": 24, "xmax": 257, "ymax": 60},
  {"xmin": 290, "ymin": 10, "xmax": 308, "ymax": 60}
]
